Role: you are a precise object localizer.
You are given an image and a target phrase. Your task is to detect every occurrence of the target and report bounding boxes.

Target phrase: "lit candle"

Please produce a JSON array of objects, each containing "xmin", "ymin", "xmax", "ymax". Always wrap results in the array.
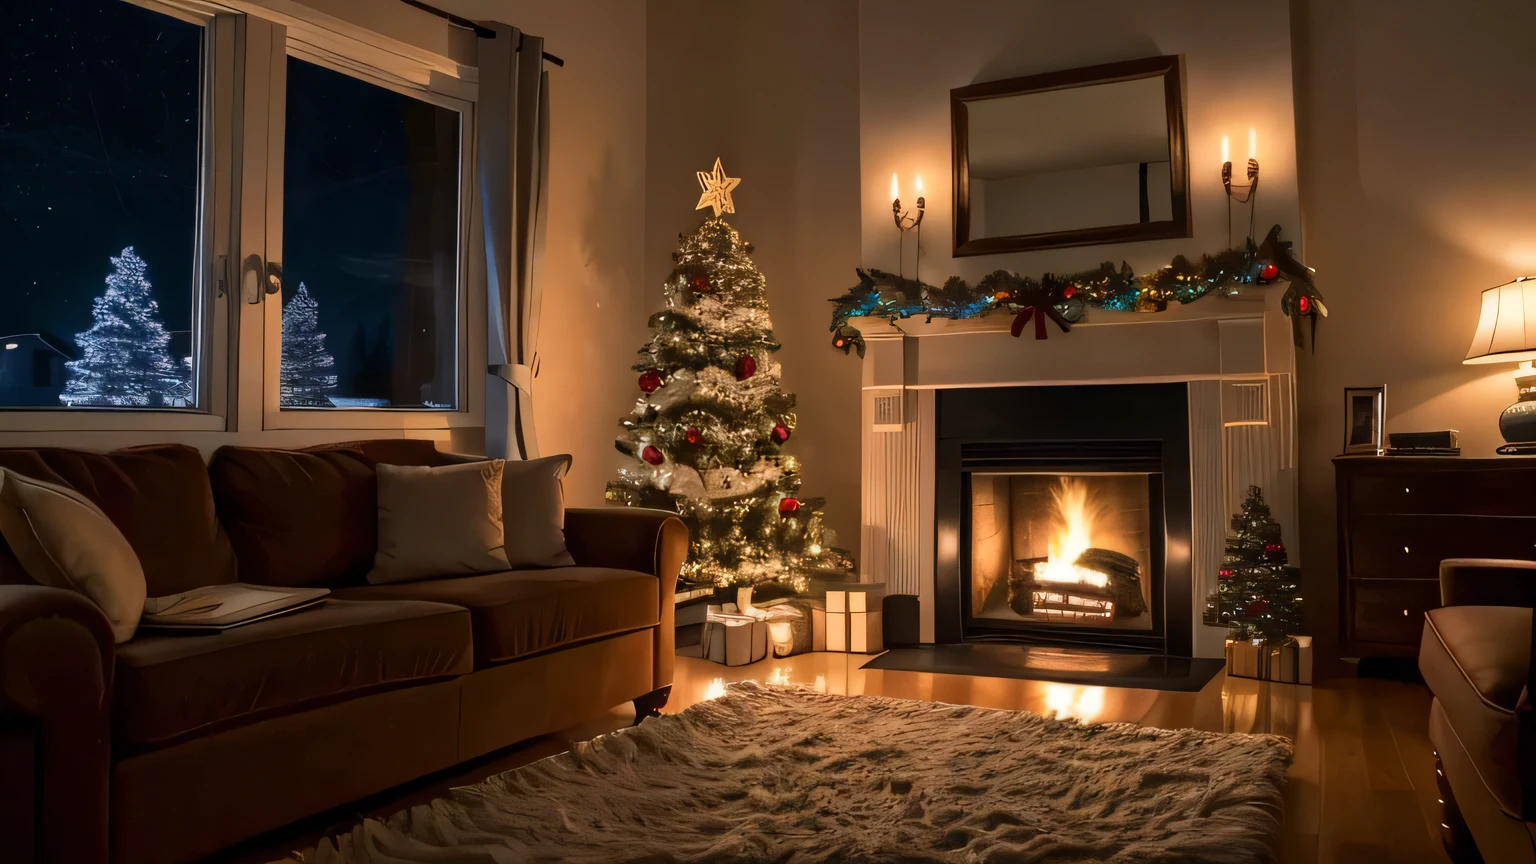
[
  {"xmin": 1248, "ymin": 127, "xmax": 1257, "ymax": 161},
  {"xmin": 915, "ymin": 175, "xmax": 924, "ymax": 195},
  {"xmin": 890, "ymin": 173, "xmax": 899, "ymax": 201},
  {"xmin": 1220, "ymin": 136, "xmax": 1230, "ymax": 164}
]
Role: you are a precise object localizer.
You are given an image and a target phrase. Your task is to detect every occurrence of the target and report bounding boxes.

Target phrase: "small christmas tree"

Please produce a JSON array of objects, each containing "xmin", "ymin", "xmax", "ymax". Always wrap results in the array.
[
  {"xmin": 61, "ymin": 247, "xmax": 183, "ymax": 407},
  {"xmin": 280, "ymin": 282, "xmax": 338, "ymax": 407},
  {"xmin": 605, "ymin": 159, "xmax": 852, "ymax": 592},
  {"xmin": 1203, "ymin": 485, "xmax": 1303, "ymax": 639}
]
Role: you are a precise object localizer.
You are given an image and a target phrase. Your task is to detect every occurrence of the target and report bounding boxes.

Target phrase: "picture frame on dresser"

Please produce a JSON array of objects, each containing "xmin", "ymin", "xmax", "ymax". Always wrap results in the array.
[{"xmin": 1343, "ymin": 386, "xmax": 1386, "ymax": 455}]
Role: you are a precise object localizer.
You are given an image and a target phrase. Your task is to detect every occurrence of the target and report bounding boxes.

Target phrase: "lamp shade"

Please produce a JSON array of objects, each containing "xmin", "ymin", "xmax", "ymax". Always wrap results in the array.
[{"xmin": 1465, "ymin": 277, "xmax": 1536, "ymax": 365}]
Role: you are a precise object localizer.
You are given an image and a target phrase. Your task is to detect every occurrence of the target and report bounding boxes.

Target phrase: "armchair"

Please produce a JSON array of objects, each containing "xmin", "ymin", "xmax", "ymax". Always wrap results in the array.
[{"xmin": 1420, "ymin": 558, "xmax": 1536, "ymax": 863}]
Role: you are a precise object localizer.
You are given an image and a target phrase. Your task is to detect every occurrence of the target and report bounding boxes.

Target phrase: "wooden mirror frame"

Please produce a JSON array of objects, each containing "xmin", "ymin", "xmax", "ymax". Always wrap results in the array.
[{"xmin": 951, "ymin": 55, "xmax": 1192, "ymax": 257}]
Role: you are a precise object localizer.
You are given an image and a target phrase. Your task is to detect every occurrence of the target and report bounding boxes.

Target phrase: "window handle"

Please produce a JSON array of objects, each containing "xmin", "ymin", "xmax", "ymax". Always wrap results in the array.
[
  {"xmin": 265, "ymin": 260, "xmax": 283, "ymax": 296},
  {"xmin": 216, "ymin": 255, "xmax": 229, "ymax": 299},
  {"xmin": 241, "ymin": 254, "xmax": 265, "ymax": 305}
]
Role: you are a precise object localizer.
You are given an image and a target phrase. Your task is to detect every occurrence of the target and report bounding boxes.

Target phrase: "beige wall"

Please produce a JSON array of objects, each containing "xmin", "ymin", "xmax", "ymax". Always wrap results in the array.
[
  {"xmin": 860, "ymin": 0, "xmax": 1301, "ymax": 282},
  {"xmin": 645, "ymin": 0, "xmax": 864, "ymax": 559},
  {"xmin": 1291, "ymin": 0, "xmax": 1536, "ymax": 647},
  {"xmin": 441, "ymin": 0, "xmax": 649, "ymax": 506}
]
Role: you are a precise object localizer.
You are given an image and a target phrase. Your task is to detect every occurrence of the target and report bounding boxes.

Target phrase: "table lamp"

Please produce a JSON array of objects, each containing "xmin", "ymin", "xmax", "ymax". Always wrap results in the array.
[{"xmin": 1464, "ymin": 276, "xmax": 1536, "ymax": 454}]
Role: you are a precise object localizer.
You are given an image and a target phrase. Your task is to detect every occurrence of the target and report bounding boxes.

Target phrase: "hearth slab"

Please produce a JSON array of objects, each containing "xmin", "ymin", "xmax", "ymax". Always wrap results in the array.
[{"xmin": 864, "ymin": 644, "xmax": 1224, "ymax": 692}]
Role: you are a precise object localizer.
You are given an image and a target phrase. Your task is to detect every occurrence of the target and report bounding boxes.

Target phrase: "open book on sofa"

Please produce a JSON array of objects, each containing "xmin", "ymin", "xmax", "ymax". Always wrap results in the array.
[{"xmin": 141, "ymin": 584, "xmax": 329, "ymax": 633}]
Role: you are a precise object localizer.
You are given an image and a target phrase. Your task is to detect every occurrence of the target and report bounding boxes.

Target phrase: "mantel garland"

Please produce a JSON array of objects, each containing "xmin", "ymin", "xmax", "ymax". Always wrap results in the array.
[{"xmin": 828, "ymin": 224, "xmax": 1328, "ymax": 357}]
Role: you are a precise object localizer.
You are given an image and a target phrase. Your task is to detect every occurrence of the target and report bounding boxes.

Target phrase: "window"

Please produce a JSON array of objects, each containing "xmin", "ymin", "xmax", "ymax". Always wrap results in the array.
[
  {"xmin": 0, "ymin": 0, "xmax": 208, "ymax": 410},
  {"xmin": 277, "ymin": 57, "xmax": 464, "ymax": 411}
]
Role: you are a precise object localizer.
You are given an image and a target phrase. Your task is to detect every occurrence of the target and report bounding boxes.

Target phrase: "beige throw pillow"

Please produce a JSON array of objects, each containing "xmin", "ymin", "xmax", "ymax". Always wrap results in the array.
[
  {"xmin": 502, "ymin": 454, "xmax": 575, "ymax": 569},
  {"xmin": 0, "ymin": 468, "xmax": 147, "ymax": 643},
  {"xmin": 367, "ymin": 460, "xmax": 511, "ymax": 584}
]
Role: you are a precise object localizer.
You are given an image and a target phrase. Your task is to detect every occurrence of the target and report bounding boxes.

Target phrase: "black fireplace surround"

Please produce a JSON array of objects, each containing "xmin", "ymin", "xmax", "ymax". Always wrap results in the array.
[{"xmin": 934, "ymin": 384, "xmax": 1194, "ymax": 656}]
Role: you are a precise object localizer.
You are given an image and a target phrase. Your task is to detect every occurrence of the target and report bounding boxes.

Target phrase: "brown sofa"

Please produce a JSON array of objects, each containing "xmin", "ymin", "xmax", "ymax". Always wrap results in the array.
[
  {"xmin": 1419, "ymin": 558, "xmax": 1536, "ymax": 863},
  {"xmin": 0, "ymin": 440, "xmax": 687, "ymax": 864}
]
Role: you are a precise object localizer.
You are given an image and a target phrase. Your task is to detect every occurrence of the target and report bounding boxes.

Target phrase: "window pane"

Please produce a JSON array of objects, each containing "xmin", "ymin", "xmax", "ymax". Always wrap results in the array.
[
  {"xmin": 1, "ymin": 0, "xmax": 202, "ymax": 408},
  {"xmin": 281, "ymin": 58, "xmax": 461, "ymax": 410}
]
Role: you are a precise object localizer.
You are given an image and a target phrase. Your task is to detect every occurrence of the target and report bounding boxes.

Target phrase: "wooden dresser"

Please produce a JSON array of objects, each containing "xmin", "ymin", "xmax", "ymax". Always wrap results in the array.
[{"xmin": 1335, "ymin": 456, "xmax": 1536, "ymax": 656}]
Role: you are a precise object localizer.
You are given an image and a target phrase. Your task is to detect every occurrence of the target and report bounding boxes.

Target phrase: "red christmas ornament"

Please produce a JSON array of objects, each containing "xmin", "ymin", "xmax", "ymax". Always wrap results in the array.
[
  {"xmin": 1063, "ymin": 284, "xmax": 1077, "ymax": 298},
  {"xmin": 833, "ymin": 336, "xmax": 846, "ymax": 349},
  {"xmin": 1259, "ymin": 263, "xmax": 1280, "ymax": 281},
  {"xmin": 1243, "ymin": 599, "xmax": 1272, "ymax": 617},
  {"xmin": 638, "ymin": 369, "xmax": 663, "ymax": 393},
  {"xmin": 1298, "ymin": 294, "xmax": 1310, "ymax": 314},
  {"xmin": 735, "ymin": 354, "xmax": 757, "ymax": 381},
  {"xmin": 641, "ymin": 445, "xmax": 665, "ymax": 466},
  {"xmin": 1219, "ymin": 568, "xmax": 1234, "ymax": 579},
  {"xmin": 684, "ymin": 427, "xmax": 702, "ymax": 445},
  {"xmin": 778, "ymin": 497, "xmax": 800, "ymax": 517},
  {"xmin": 689, "ymin": 274, "xmax": 713, "ymax": 294},
  {"xmin": 771, "ymin": 423, "xmax": 791, "ymax": 444}
]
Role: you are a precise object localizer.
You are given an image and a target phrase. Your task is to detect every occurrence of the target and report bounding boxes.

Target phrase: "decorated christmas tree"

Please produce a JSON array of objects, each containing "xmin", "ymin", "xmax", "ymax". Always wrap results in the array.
[
  {"xmin": 61, "ymin": 247, "xmax": 184, "ymax": 407},
  {"xmin": 605, "ymin": 158, "xmax": 852, "ymax": 592},
  {"xmin": 280, "ymin": 282, "xmax": 338, "ymax": 407},
  {"xmin": 1203, "ymin": 485, "xmax": 1303, "ymax": 639}
]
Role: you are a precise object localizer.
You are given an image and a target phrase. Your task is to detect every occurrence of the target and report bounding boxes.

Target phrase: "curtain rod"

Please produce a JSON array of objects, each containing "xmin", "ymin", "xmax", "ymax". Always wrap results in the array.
[{"xmin": 397, "ymin": 0, "xmax": 565, "ymax": 67}]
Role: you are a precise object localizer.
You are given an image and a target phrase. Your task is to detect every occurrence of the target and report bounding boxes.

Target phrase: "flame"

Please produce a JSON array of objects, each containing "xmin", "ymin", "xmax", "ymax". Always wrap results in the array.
[{"xmin": 1035, "ymin": 478, "xmax": 1108, "ymax": 588}]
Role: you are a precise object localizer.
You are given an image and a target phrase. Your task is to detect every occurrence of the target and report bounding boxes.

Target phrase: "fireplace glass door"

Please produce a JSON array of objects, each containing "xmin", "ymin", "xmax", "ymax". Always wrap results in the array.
[{"xmin": 968, "ymin": 472, "xmax": 1157, "ymax": 632}]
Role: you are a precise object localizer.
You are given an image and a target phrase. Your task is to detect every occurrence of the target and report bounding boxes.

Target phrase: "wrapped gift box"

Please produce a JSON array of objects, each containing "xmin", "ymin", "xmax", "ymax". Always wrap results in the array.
[
  {"xmin": 1225, "ymin": 635, "xmax": 1312, "ymax": 685},
  {"xmin": 701, "ymin": 613, "xmax": 768, "ymax": 666}
]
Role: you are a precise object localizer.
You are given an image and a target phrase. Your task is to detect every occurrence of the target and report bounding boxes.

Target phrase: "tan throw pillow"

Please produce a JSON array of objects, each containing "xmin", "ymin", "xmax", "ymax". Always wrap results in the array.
[
  {"xmin": 502, "ymin": 454, "xmax": 576, "ymax": 569},
  {"xmin": 367, "ymin": 460, "xmax": 511, "ymax": 584},
  {"xmin": 0, "ymin": 468, "xmax": 147, "ymax": 643}
]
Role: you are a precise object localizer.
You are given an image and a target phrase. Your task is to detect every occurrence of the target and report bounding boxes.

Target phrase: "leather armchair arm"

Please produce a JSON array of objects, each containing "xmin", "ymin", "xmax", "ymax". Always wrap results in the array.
[
  {"xmin": 564, "ymin": 508, "xmax": 688, "ymax": 689},
  {"xmin": 0, "ymin": 585, "xmax": 114, "ymax": 864},
  {"xmin": 1438, "ymin": 558, "xmax": 1536, "ymax": 607}
]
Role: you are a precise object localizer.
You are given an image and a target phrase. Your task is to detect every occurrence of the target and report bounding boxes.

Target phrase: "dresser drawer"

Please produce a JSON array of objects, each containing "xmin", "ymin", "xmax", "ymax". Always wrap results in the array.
[
  {"xmin": 1350, "ymin": 465, "xmax": 1536, "ymax": 517},
  {"xmin": 1348, "ymin": 514, "xmax": 1536, "ymax": 580},
  {"xmin": 1349, "ymin": 579, "xmax": 1441, "ymax": 646}
]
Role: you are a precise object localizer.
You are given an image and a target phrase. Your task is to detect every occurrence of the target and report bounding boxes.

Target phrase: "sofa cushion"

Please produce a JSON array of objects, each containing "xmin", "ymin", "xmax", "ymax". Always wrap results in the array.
[
  {"xmin": 208, "ymin": 447, "xmax": 378, "ymax": 588},
  {"xmin": 305, "ymin": 439, "xmax": 453, "ymax": 467},
  {"xmin": 114, "ymin": 599, "xmax": 472, "ymax": 748},
  {"xmin": 368, "ymin": 461, "xmax": 510, "ymax": 584},
  {"xmin": 0, "ymin": 444, "xmax": 235, "ymax": 596},
  {"xmin": 331, "ymin": 567, "xmax": 659, "ymax": 668},
  {"xmin": 0, "ymin": 469, "xmax": 147, "ymax": 643},
  {"xmin": 1420, "ymin": 604, "xmax": 1532, "ymax": 817}
]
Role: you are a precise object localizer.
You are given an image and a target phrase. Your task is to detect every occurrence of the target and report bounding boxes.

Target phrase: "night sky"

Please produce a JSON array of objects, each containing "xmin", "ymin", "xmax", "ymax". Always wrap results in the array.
[
  {"xmin": 2, "ymin": 0, "xmax": 462, "ymax": 407},
  {"xmin": 2, "ymin": 0, "xmax": 199, "ymax": 358}
]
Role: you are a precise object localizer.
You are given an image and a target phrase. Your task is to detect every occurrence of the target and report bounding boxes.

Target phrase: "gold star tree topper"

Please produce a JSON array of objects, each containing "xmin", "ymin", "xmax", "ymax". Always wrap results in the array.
[{"xmin": 695, "ymin": 157, "xmax": 741, "ymax": 217}]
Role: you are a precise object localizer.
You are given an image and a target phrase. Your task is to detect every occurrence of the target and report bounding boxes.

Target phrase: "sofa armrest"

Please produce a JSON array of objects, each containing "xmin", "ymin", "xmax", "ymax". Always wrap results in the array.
[
  {"xmin": 565, "ymin": 508, "xmax": 688, "ymax": 588},
  {"xmin": 0, "ymin": 585, "xmax": 114, "ymax": 863},
  {"xmin": 565, "ymin": 508, "xmax": 688, "ymax": 691},
  {"xmin": 1439, "ymin": 558, "xmax": 1536, "ymax": 607}
]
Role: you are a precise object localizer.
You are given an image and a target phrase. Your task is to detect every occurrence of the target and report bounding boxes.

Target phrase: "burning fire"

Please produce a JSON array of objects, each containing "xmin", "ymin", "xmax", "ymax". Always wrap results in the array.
[{"xmin": 1035, "ymin": 478, "xmax": 1108, "ymax": 588}]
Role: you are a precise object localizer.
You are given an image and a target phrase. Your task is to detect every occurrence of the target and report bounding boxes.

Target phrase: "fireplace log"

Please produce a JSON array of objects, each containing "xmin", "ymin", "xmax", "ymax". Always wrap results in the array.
[
  {"xmin": 1006, "ymin": 557, "xmax": 1046, "ymax": 615},
  {"xmin": 1075, "ymin": 548, "xmax": 1147, "ymax": 618}
]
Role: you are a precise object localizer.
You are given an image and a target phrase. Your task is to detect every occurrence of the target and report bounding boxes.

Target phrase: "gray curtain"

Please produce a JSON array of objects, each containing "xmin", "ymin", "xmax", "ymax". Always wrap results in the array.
[{"xmin": 478, "ymin": 23, "xmax": 550, "ymax": 460}]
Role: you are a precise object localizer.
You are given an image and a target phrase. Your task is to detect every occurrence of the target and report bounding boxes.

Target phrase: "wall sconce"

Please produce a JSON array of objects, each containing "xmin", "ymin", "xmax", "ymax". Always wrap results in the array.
[
  {"xmin": 1221, "ymin": 128, "xmax": 1260, "ymax": 249},
  {"xmin": 891, "ymin": 173, "xmax": 925, "ymax": 282}
]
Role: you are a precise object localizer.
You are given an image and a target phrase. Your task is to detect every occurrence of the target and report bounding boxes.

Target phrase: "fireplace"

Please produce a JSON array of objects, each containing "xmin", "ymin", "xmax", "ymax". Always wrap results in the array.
[
  {"xmin": 969, "ymin": 470, "xmax": 1161, "ymax": 631},
  {"xmin": 935, "ymin": 384, "xmax": 1193, "ymax": 655}
]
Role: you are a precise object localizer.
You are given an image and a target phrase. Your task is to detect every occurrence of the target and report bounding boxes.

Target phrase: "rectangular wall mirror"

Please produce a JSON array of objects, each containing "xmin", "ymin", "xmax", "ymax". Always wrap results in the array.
[{"xmin": 952, "ymin": 55, "xmax": 1191, "ymax": 256}]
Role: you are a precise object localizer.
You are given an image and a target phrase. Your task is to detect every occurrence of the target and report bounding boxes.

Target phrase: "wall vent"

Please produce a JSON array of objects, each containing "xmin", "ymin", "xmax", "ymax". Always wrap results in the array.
[{"xmin": 872, "ymin": 392, "xmax": 904, "ymax": 432}]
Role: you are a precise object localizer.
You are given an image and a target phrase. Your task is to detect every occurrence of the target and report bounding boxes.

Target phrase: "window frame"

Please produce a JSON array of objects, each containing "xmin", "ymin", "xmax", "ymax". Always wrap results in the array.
[
  {"xmin": 0, "ymin": 0, "xmax": 236, "ymax": 432},
  {"xmin": 255, "ymin": 39, "xmax": 484, "ymax": 431}
]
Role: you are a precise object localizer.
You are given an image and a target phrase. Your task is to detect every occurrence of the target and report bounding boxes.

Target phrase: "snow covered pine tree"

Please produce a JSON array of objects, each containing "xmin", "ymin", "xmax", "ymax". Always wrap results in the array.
[
  {"xmin": 279, "ymin": 282, "xmax": 338, "ymax": 407},
  {"xmin": 606, "ymin": 159, "xmax": 852, "ymax": 594},
  {"xmin": 61, "ymin": 247, "xmax": 185, "ymax": 407}
]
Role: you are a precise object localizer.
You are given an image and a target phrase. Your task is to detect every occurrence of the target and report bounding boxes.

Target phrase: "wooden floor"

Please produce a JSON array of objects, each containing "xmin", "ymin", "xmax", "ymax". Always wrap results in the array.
[{"xmin": 233, "ymin": 653, "xmax": 1450, "ymax": 864}]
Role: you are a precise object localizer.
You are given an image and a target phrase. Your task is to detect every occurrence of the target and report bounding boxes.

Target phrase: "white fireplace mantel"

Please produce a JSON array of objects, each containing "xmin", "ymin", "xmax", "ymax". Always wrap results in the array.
[{"xmin": 855, "ymin": 290, "xmax": 1300, "ymax": 659}]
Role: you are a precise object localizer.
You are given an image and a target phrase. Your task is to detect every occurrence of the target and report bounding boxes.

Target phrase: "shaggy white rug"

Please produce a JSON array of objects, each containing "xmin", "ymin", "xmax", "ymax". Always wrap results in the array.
[{"xmin": 306, "ymin": 683, "xmax": 1292, "ymax": 864}]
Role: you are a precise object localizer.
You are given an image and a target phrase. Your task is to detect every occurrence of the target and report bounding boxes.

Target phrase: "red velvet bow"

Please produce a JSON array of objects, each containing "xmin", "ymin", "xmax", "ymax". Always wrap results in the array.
[{"xmin": 1008, "ymin": 285, "xmax": 1072, "ymax": 340}]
